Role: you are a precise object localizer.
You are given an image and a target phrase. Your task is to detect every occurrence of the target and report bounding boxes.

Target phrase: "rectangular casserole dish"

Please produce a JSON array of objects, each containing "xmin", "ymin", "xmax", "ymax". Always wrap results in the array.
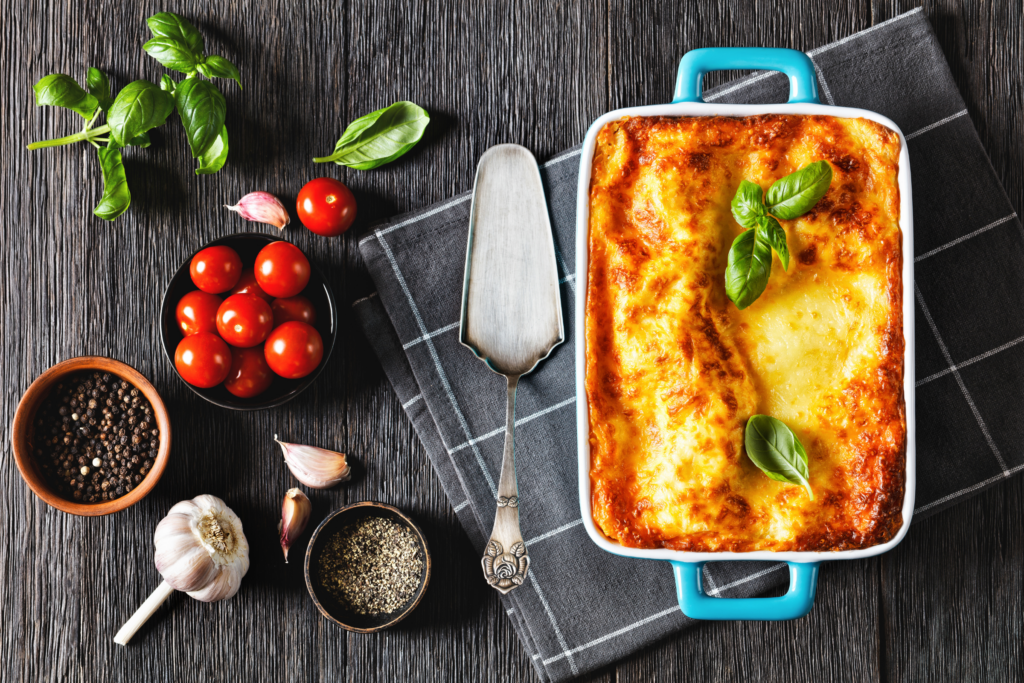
[{"xmin": 575, "ymin": 47, "xmax": 916, "ymax": 620}]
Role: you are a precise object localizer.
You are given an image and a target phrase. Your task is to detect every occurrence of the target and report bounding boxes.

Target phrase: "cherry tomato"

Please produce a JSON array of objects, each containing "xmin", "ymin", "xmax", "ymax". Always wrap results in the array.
[
  {"xmin": 175, "ymin": 332, "xmax": 232, "ymax": 388},
  {"xmin": 254, "ymin": 241, "xmax": 311, "ymax": 298},
  {"xmin": 175, "ymin": 290, "xmax": 222, "ymax": 336},
  {"xmin": 296, "ymin": 177, "xmax": 357, "ymax": 237},
  {"xmin": 190, "ymin": 246, "xmax": 242, "ymax": 293},
  {"xmin": 228, "ymin": 268, "xmax": 272, "ymax": 301},
  {"xmin": 265, "ymin": 321, "xmax": 324, "ymax": 379},
  {"xmin": 271, "ymin": 296, "xmax": 317, "ymax": 327},
  {"xmin": 216, "ymin": 294, "xmax": 274, "ymax": 348},
  {"xmin": 223, "ymin": 346, "xmax": 275, "ymax": 398}
]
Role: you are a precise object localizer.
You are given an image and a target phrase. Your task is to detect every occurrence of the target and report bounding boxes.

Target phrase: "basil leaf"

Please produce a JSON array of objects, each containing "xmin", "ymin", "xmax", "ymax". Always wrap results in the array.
[
  {"xmin": 32, "ymin": 74, "xmax": 98, "ymax": 118},
  {"xmin": 94, "ymin": 147, "xmax": 131, "ymax": 221},
  {"xmin": 127, "ymin": 132, "xmax": 151, "ymax": 148},
  {"xmin": 86, "ymin": 68, "xmax": 113, "ymax": 111},
  {"xmin": 314, "ymin": 101, "xmax": 430, "ymax": 170},
  {"xmin": 159, "ymin": 75, "xmax": 177, "ymax": 94},
  {"xmin": 144, "ymin": 37, "xmax": 200, "ymax": 74},
  {"xmin": 174, "ymin": 78, "xmax": 227, "ymax": 158},
  {"xmin": 146, "ymin": 12, "xmax": 204, "ymax": 56},
  {"xmin": 198, "ymin": 56, "xmax": 242, "ymax": 89},
  {"xmin": 730, "ymin": 179, "xmax": 765, "ymax": 228},
  {"xmin": 744, "ymin": 415, "xmax": 812, "ymax": 498},
  {"xmin": 195, "ymin": 125, "xmax": 228, "ymax": 175},
  {"xmin": 725, "ymin": 228, "xmax": 773, "ymax": 310},
  {"xmin": 107, "ymin": 80, "xmax": 175, "ymax": 147},
  {"xmin": 755, "ymin": 214, "xmax": 789, "ymax": 270},
  {"xmin": 765, "ymin": 160, "xmax": 833, "ymax": 220}
]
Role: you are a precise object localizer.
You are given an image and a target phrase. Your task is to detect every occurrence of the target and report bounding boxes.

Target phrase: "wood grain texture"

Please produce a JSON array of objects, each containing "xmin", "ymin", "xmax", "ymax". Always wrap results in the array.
[{"xmin": 0, "ymin": 1, "xmax": 1020, "ymax": 682}]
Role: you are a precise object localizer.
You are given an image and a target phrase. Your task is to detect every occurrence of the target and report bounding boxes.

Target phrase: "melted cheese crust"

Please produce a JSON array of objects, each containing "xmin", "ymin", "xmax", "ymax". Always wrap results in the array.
[{"xmin": 586, "ymin": 115, "xmax": 905, "ymax": 552}]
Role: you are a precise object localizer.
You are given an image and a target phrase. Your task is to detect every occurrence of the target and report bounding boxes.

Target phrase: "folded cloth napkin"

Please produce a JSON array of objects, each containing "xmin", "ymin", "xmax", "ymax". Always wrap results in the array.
[{"xmin": 354, "ymin": 8, "xmax": 1024, "ymax": 681}]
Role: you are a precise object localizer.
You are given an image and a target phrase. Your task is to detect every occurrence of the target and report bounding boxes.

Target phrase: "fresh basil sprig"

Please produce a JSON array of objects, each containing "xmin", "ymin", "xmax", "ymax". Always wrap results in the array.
[
  {"xmin": 315, "ymin": 101, "xmax": 430, "ymax": 170},
  {"xmin": 26, "ymin": 11, "xmax": 242, "ymax": 221},
  {"xmin": 744, "ymin": 415, "xmax": 812, "ymax": 498},
  {"xmin": 724, "ymin": 161, "xmax": 832, "ymax": 309}
]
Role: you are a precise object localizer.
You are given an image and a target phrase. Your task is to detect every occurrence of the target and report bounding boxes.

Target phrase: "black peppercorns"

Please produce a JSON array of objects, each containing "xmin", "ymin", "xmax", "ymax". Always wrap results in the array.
[{"xmin": 33, "ymin": 372, "xmax": 159, "ymax": 504}]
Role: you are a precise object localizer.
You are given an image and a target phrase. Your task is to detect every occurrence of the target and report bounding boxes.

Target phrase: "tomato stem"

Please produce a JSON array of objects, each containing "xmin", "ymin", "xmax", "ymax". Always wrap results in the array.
[{"xmin": 27, "ymin": 124, "xmax": 111, "ymax": 150}]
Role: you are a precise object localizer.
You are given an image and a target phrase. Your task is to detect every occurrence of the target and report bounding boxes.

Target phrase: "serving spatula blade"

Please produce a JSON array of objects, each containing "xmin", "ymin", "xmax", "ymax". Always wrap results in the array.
[{"xmin": 460, "ymin": 144, "xmax": 564, "ymax": 594}]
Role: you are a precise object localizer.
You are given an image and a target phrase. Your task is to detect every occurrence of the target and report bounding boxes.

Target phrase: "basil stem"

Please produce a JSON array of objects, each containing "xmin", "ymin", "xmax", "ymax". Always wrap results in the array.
[{"xmin": 744, "ymin": 415, "xmax": 812, "ymax": 498}]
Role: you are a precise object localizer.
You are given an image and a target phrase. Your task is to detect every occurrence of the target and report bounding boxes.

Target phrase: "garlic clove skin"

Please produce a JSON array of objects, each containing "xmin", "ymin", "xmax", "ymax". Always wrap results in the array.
[
  {"xmin": 275, "ymin": 435, "xmax": 351, "ymax": 489},
  {"xmin": 153, "ymin": 494, "xmax": 250, "ymax": 602},
  {"xmin": 279, "ymin": 488, "xmax": 312, "ymax": 563},
  {"xmin": 225, "ymin": 191, "xmax": 290, "ymax": 230}
]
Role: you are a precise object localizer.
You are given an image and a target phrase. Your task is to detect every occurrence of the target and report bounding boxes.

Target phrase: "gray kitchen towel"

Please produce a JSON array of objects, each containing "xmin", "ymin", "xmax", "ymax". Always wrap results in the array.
[{"xmin": 353, "ymin": 8, "xmax": 1024, "ymax": 681}]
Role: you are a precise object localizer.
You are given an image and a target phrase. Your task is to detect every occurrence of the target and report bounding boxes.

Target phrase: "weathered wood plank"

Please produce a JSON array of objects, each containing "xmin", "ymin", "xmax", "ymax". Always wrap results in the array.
[{"xmin": 0, "ymin": 0, "xmax": 1020, "ymax": 681}]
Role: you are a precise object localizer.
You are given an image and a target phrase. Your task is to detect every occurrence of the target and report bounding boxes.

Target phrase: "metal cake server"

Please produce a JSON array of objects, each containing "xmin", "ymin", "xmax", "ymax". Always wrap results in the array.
[{"xmin": 460, "ymin": 144, "xmax": 564, "ymax": 594}]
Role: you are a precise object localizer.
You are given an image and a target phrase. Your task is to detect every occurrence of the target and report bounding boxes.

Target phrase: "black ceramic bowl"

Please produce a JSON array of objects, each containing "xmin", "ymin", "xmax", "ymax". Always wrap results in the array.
[
  {"xmin": 304, "ymin": 502, "xmax": 432, "ymax": 633},
  {"xmin": 160, "ymin": 233, "xmax": 338, "ymax": 410}
]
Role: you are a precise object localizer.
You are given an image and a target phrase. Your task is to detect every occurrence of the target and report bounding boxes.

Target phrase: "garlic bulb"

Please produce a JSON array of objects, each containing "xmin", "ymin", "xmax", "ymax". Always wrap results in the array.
[
  {"xmin": 275, "ymin": 435, "xmax": 351, "ymax": 489},
  {"xmin": 279, "ymin": 488, "xmax": 312, "ymax": 563},
  {"xmin": 225, "ymin": 191, "xmax": 290, "ymax": 230},
  {"xmin": 114, "ymin": 495, "xmax": 250, "ymax": 646}
]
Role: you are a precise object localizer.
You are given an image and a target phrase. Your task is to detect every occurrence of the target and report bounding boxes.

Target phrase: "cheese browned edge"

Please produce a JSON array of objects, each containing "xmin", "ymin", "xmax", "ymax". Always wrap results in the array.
[{"xmin": 586, "ymin": 115, "xmax": 905, "ymax": 552}]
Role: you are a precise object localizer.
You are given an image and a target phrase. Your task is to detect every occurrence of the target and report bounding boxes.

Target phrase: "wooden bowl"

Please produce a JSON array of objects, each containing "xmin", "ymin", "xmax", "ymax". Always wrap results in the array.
[
  {"xmin": 159, "ymin": 233, "xmax": 338, "ymax": 411},
  {"xmin": 11, "ymin": 357, "xmax": 172, "ymax": 516},
  {"xmin": 304, "ymin": 502, "xmax": 431, "ymax": 632}
]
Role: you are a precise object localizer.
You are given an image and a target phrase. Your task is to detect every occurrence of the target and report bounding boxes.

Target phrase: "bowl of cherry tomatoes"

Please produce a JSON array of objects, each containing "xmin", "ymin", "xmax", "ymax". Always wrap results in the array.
[{"xmin": 159, "ymin": 233, "xmax": 338, "ymax": 410}]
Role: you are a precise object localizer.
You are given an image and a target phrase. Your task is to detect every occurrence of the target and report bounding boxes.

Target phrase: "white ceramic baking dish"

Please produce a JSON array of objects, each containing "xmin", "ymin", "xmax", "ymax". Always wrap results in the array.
[{"xmin": 574, "ymin": 47, "xmax": 916, "ymax": 620}]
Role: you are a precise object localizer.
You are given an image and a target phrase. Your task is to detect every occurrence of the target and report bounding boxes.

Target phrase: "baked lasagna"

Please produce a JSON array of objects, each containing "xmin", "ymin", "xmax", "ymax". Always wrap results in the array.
[{"xmin": 586, "ymin": 115, "xmax": 905, "ymax": 552}]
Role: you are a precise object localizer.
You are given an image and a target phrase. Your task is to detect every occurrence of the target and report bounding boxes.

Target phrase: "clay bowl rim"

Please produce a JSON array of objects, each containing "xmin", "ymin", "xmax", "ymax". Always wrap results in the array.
[
  {"xmin": 11, "ymin": 356, "xmax": 172, "ymax": 517},
  {"xmin": 158, "ymin": 232, "xmax": 339, "ymax": 411},
  {"xmin": 303, "ymin": 501, "xmax": 432, "ymax": 633}
]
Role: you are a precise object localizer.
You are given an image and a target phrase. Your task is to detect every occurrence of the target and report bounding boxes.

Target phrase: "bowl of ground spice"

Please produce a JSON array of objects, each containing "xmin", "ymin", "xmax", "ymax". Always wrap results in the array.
[
  {"xmin": 11, "ymin": 357, "xmax": 171, "ymax": 516},
  {"xmin": 304, "ymin": 502, "xmax": 431, "ymax": 632}
]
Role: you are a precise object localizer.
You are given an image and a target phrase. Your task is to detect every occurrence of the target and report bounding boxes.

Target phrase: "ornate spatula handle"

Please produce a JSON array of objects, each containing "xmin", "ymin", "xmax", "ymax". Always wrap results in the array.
[{"xmin": 481, "ymin": 375, "xmax": 530, "ymax": 593}]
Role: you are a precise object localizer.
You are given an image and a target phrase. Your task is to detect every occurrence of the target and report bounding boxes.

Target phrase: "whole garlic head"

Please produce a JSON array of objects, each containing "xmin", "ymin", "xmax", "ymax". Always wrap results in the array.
[{"xmin": 154, "ymin": 494, "xmax": 250, "ymax": 603}]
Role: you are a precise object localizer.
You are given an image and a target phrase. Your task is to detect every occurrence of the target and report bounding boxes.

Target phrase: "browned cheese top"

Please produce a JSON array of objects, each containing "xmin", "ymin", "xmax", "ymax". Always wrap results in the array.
[{"xmin": 586, "ymin": 114, "xmax": 905, "ymax": 552}]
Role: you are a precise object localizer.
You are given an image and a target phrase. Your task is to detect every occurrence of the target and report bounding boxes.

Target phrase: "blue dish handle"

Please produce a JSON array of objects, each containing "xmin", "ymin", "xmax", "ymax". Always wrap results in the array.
[
  {"xmin": 673, "ymin": 47, "xmax": 820, "ymax": 104},
  {"xmin": 672, "ymin": 561, "xmax": 819, "ymax": 620}
]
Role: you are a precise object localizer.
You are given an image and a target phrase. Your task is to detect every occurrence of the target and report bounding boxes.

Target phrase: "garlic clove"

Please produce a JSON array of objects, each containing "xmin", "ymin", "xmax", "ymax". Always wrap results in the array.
[
  {"xmin": 225, "ymin": 191, "xmax": 290, "ymax": 230},
  {"xmin": 275, "ymin": 435, "xmax": 351, "ymax": 489},
  {"xmin": 279, "ymin": 488, "xmax": 312, "ymax": 563}
]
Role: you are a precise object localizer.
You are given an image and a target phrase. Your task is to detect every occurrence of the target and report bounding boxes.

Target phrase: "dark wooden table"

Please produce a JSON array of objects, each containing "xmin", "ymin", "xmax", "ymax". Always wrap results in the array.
[{"xmin": 2, "ymin": 1, "xmax": 1021, "ymax": 681}]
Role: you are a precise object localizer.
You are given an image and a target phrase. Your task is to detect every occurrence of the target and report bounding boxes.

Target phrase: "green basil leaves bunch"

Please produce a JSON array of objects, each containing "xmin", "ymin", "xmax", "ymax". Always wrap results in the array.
[
  {"xmin": 26, "ymin": 12, "xmax": 240, "ymax": 221},
  {"xmin": 744, "ymin": 415, "xmax": 812, "ymax": 498},
  {"xmin": 144, "ymin": 12, "xmax": 239, "ymax": 174},
  {"xmin": 725, "ymin": 161, "xmax": 833, "ymax": 309},
  {"xmin": 315, "ymin": 101, "xmax": 430, "ymax": 170}
]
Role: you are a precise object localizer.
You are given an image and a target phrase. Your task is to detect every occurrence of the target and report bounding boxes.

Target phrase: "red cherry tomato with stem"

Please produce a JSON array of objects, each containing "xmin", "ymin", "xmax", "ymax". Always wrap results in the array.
[
  {"xmin": 176, "ymin": 291, "xmax": 222, "ymax": 336},
  {"xmin": 190, "ymin": 246, "xmax": 242, "ymax": 294},
  {"xmin": 175, "ymin": 332, "xmax": 232, "ymax": 388},
  {"xmin": 228, "ymin": 268, "xmax": 272, "ymax": 301},
  {"xmin": 271, "ymin": 296, "xmax": 317, "ymax": 327},
  {"xmin": 254, "ymin": 241, "xmax": 311, "ymax": 298},
  {"xmin": 216, "ymin": 294, "xmax": 274, "ymax": 348},
  {"xmin": 223, "ymin": 346, "xmax": 275, "ymax": 398},
  {"xmin": 264, "ymin": 321, "xmax": 323, "ymax": 379},
  {"xmin": 296, "ymin": 177, "xmax": 357, "ymax": 237}
]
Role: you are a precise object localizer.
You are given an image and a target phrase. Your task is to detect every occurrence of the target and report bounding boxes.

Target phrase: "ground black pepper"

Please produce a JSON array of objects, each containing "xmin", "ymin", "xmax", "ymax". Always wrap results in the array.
[
  {"xmin": 318, "ymin": 516, "xmax": 424, "ymax": 615},
  {"xmin": 32, "ymin": 371, "xmax": 159, "ymax": 504}
]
